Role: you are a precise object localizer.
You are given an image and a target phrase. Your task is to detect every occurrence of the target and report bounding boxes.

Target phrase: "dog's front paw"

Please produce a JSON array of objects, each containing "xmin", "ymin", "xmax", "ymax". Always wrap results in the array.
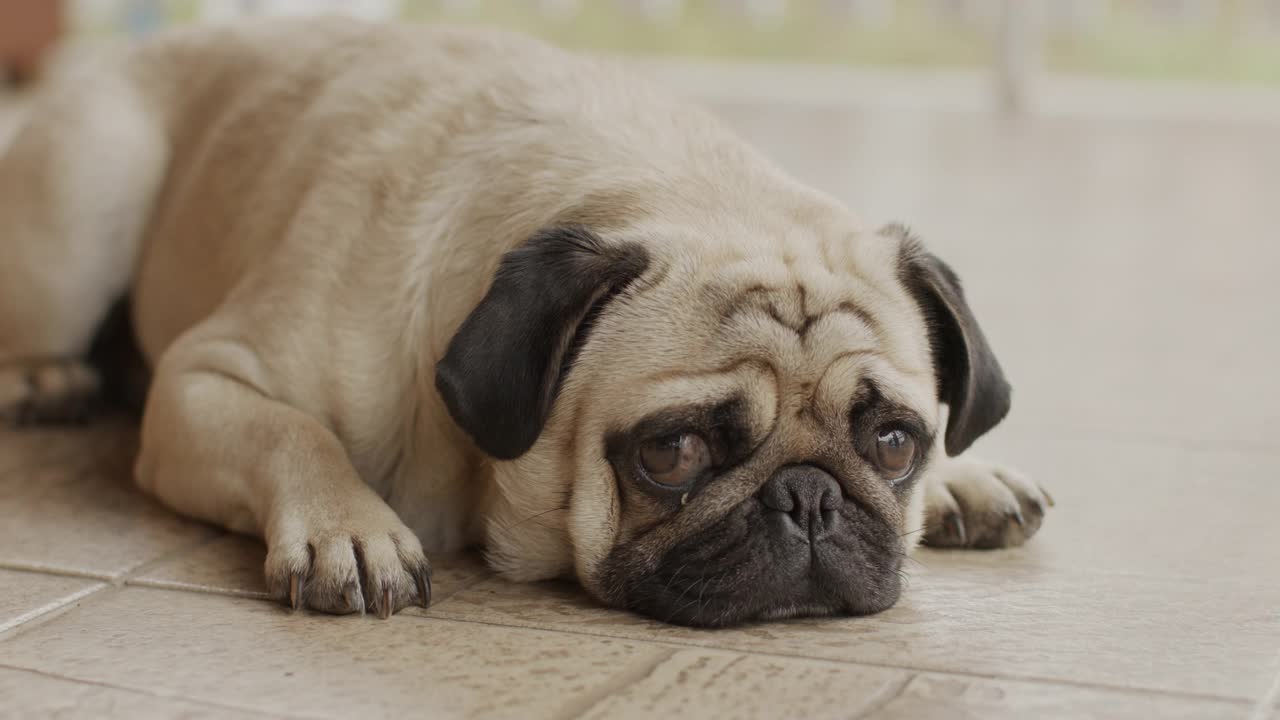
[
  {"xmin": 265, "ymin": 504, "xmax": 432, "ymax": 618},
  {"xmin": 0, "ymin": 358, "xmax": 100, "ymax": 426},
  {"xmin": 923, "ymin": 456, "xmax": 1053, "ymax": 549}
]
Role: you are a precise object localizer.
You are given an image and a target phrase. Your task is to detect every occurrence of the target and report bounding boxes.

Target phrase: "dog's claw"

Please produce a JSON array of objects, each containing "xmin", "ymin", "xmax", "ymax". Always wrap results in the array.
[
  {"xmin": 1008, "ymin": 509, "xmax": 1026, "ymax": 527},
  {"xmin": 288, "ymin": 574, "xmax": 302, "ymax": 610},
  {"xmin": 944, "ymin": 512, "xmax": 967, "ymax": 546},
  {"xmin": 1040, "ymin": 485, "xmax": 1056, "ymax": 507},
  {"xmin": 414, "ymin": 568, "xmax": 432, "ymax": 608}
]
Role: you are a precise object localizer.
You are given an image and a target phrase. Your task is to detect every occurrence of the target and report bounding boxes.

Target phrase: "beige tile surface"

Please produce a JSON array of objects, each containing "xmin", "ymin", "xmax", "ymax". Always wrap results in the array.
[
  {"xmin": 577, "ymin": 653, "xmax": 1255, "ymax": 720},
  {"xmin": 0, "ymin": 569, "xmax": 103, "ymax": 634},
  {"xmin": 577, "ymin": 649, "xmax": 906, "ymax": 719},
  {"xmin": 0, "ymin": 424, "xmax": 214, "ymax": 579},
  {"xmin": 868, "ymin": 673, "xmax": 1251, "ymax": 720},
  {"xmin": 130, "ymin": 534, "xmax": 493, "ymax": 605},
  {"xmin": 426, "ymin": 564, "xmax": 1280, "ymax": 699},
  {"xmin": 0, "ymin": 666, "xmax": 272, "ymax": 720},
  {"xmin": 125, "ymin": 534, "xmax": 271, "ymax": 599},
  {"xmin": 0, "ymin": 586, "xmax": 671, "ymax": 719}
]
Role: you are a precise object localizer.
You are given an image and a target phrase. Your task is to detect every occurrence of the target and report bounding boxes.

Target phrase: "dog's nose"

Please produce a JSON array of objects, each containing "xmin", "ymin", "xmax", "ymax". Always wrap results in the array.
[{"xmin": 759, "ymin": 464, "xmax": 841, "ymax": 542}]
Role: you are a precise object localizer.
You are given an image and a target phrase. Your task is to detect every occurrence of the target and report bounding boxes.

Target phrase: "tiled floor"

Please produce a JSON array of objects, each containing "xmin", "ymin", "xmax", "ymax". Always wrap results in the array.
[{"xmin": 3, "ymin": 69, "xmax": 1280, "ymax": 719}]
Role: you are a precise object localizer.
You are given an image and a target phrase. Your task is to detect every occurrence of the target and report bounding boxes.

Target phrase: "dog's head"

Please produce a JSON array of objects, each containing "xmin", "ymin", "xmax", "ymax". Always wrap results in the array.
[{"xmin": 436, "ymin": 207, "xmax": 1009, "ymax": 627}]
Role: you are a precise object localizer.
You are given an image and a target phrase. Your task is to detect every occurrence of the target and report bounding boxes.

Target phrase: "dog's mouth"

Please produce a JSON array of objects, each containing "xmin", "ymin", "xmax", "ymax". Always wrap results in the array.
[{"xmin": 600, "ymin": 484, "xmax": 906, "ymax": 628}]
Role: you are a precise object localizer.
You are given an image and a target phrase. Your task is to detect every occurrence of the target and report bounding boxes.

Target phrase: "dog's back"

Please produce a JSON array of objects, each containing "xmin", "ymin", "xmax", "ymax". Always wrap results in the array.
[
  {"xmin": 0, "ymin": 18, "xmax": 565, "ymax": 419},
  {"xmin": 119, "ymin": 19, "xmax": 578, "ymax": 362}
]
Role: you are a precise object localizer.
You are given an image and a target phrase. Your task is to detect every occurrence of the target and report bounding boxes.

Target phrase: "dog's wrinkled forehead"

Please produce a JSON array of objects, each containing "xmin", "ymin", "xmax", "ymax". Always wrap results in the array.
[
  {"xmin": 626, "ymin": 225, "xmax": 933, "ymax": 381},
  {"xmin": 560, "ymin": 224, "xmax": 940, "ymax": 446}
]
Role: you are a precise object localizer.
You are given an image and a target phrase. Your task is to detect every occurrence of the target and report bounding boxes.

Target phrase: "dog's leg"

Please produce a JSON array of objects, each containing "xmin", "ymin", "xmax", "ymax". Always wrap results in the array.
[
  {"xmin": 0, "ymin": 61, "xmax": 167, "ymax": 425},
  {"xmin": 136, "ymin": 336, "xmax": 432, "ymax": 617},
  {"xmin": 920, "ymin": 455, "xmax": 1053, "ymax": 549}
]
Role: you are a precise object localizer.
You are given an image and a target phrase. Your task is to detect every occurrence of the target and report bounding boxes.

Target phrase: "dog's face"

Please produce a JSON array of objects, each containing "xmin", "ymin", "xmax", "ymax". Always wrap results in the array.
[{"xmin": 437, "ymin": 211, "xmax": 1009, "ymax": 627}]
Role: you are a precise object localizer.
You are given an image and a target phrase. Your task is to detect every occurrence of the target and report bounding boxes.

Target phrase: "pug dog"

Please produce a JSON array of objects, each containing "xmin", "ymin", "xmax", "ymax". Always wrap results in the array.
[{"xmin": 0, "ymin": 18, "xmax": 1050, "ymax": 626}]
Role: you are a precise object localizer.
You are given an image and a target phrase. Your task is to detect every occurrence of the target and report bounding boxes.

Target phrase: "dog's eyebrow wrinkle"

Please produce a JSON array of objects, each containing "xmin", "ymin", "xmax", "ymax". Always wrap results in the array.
[
  {"xmin": 729, "ymin": 296, "xmax": 881, "ymax": 345},
  {"xmin": 713, "ymin": 284, "xmax": 775, "ymax": 321},
  {"xmin": 643, "ymin": 356, "xmax": 773, "ymax": 384},
  {"xmin": 630, "ymin": 259, "xmax": 673, "ymax": 298},
  {"xmin": 830, "ymin": 301, "xmax": 880, "ymax": 338}
]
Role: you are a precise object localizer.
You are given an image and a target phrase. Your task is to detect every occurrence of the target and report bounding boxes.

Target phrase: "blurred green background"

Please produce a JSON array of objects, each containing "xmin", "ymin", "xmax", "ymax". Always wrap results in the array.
[{"xmin": 73, "ymin": 0, "xmax": 1280, "ymax": 85}]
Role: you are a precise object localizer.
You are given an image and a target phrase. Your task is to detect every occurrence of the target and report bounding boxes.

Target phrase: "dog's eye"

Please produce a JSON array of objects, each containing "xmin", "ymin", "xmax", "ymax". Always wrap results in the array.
[
  {"xmin": 874, "ymin": 426, "xmax": 916, "ymax": 479},
  {"xmin": 639, "ymin": 433, "xmax": 711, "ymax": 487}
]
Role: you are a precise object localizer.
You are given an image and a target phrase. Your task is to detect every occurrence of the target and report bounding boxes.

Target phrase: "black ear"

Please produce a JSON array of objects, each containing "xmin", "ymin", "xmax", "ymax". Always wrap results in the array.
[
  {"xmin": 898, "ymin": 235, "xmax": 1012, "ymax": 456},
  {"xmin": 435, "ymin": 226, "xmax": 649, "ymax": 460}
]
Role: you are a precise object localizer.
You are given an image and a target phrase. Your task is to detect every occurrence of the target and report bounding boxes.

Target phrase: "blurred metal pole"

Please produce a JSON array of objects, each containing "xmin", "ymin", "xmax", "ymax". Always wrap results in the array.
[{"xmin": 995, "ymin": 0, "xmax": 1045, "ymax": 114}]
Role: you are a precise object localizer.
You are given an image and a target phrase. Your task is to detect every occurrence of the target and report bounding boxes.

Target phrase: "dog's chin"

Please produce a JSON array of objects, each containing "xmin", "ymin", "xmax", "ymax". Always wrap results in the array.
[{"xmin": 601, "ymin": 501, "xmax": 906, "ymax": 628}]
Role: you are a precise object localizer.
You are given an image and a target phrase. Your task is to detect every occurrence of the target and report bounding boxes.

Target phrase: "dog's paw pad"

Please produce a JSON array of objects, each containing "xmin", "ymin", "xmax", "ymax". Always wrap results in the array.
[
  {"xmin": 266, "ymin": 517, "xmax": 432, "ymax": 618},
  {"xmin": 0, "ymin": 358, "xmax": 101, "ymax": 427},
  {"xmin": 923, "ymin": 457, "xmax": 1051, "ymax": 550}
]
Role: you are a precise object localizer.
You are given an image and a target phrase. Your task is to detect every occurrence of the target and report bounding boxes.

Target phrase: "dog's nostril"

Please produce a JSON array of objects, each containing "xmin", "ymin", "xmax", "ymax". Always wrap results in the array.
[
  {"xmin": 759, "ymin": 464, "xmax": 843, "ymax": 538},
  {"xmin": 819, "ymin": 485, "xmax": 839, "ymax": 511},
  {"xmin": 759, "ymin": 478, "xmax": 795, "ymax": 514}
]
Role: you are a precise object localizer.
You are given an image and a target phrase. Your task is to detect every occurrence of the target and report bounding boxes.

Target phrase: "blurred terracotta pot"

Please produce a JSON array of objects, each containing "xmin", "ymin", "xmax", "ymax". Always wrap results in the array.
[{"xmin": 0, "ymin": 0, "xmax": 64, "ymax": 84}]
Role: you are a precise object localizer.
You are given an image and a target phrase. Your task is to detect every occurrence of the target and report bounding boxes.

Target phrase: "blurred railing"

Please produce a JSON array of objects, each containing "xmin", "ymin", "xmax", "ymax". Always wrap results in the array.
[
  {"xmin": 77, "ymin": 0, "xmax": 1280, "ymax": 25},
  {"xmin": 69, "ymin": 0, "xmax": 1280, "ymax": 111}
]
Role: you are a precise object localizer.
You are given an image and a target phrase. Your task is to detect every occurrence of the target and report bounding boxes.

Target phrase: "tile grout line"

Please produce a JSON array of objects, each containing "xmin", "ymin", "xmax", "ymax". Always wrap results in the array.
[
  {"xmin": 0, "ymin": 583, "xmax": 107, "ymax": 635},
  {"xmin": 412, "ymin": 569, "xmax": 498, "ymax": 609},
  {"xmin": 116, "ymin": 531, "xmax": 226, "ymax": 582},
  {"xmin": 0, "ymin": 529, "xmax": 223, "ymax": 586},
  {"xmin": 0, "ymin": 560, "xmax": 117, "ymax": 582},
  {"xmin": 415, "ymin": 610, "xmax": 1257, "ymax": 706},
  {"xmin": 554, "ymin": 645, "xmax": 678, "ymax": 720},
  {"xmin": 109, "ymin": 532, "xmax": 255, "ymax": 601},
  {"xmin": 124, "ymin": 577, "xmax": 271, "ymax": 601},
  {"xmin": 1247, "ymin": 647, "xmax": 1280, "ymax": 720},
  {"xmin": 0, "ymin": 584, "xmax": 124, "ymax": 645},
  {"xmin": 0, "ymin": 662, "xmax": 321, "ymax": 720},
  {"xmin": 850, "ymin": 672, "xmax": 918, "ymax": 720},
  {"xmin": 0, "ymin": 534, "xmax": 223, "ymax": 642}
]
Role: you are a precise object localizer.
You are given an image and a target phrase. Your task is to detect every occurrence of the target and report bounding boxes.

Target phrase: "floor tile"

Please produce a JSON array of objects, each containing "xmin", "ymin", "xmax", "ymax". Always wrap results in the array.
[
  {"xmin": 577, "ymin": 649, "xmax": 905, "ymax": 720},
  {"xmin": 126, "ymin": 534, "xmax": 271, "ymax": 599},
  {"xmin": 0, "ymin": 424, "xmax": 215, "ymax": 578},
  {"xmin": 0, "ymin": 666, "xmax": 273, "ymax": 720},
  {"xmin": 0, "ymin": 568, "xmax": 103, "ymax": 634},
  {"xmin": 0, "ymin": 586, "xmax": 672, "ymax": 720},
  {"xmin": 131, "ymin": 535, "xmax": 493, "ymax": 606},
  {"xmin": 426, "ymin": 563, "xmax": 1280, "ymax": 700},
  {"xmin": 868, "ymin": 673, "xmax": 1249, "ymax": 720}
]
